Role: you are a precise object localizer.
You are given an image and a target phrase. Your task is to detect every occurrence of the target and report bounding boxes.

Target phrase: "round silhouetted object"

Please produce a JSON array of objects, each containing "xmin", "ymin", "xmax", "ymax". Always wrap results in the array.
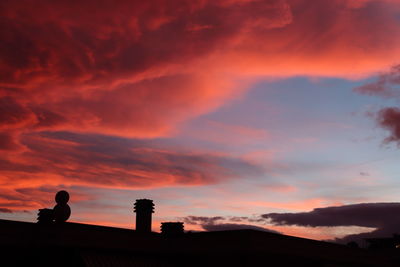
[
  {"xmin": 55, "ymin": 190, "xmax": 69, "ymax": 205},
  {"xmin": 53, "ymin": 204, "xmax": 71, "ymax": 222}
]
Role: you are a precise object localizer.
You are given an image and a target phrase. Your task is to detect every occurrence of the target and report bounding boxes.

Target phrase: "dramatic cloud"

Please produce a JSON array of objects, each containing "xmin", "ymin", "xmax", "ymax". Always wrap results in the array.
[
  {"xmin": 2, "ymin": 0, "xmax": 400, "ymax": 219},
  {"xmin": 0, "ymin": 0, "xmax": 290, "ymax": 139},
  {"xmin": 1, "ymin": 0, "xmax": 400, "ymax": 141},
  {"xmin": 262, "ymin": 203, "xmax": 400, "ymax": 242},
  {"xmin": 0, "ymin": 185, "xmax": 91, "ymax": 212},
  {"xmin": 355, "ymin": 65, "xmax": 400, "ymax": 144},
  {"xmin": 0, "ymin": 131, "xmax": 264, "ymax": 211},
  {"xmin": 1, "ymin": 0, "xmax": 399, "ymax": 141}
]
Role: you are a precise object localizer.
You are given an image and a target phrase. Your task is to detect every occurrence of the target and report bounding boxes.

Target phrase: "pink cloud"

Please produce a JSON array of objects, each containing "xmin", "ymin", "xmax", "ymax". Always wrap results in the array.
[
  {"xmin": 245, "ymin": 198, "xmax": 343, "ymax": 212},
  {"xmin": 1, "ymin": 0, "xmax": 400, "ymax": 142},
  {"xmin": 0, "ymin": 132, "xmax": 265, "ymax": 213},
  {"xmin": 2, "ymin": 0, "xmax": 400, "ymax": 216}
]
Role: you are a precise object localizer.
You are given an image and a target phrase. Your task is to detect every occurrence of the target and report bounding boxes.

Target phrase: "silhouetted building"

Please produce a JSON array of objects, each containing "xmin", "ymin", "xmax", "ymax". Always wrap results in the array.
[
  {"xmin": 2, "ymin": 193, "xmax": 399, "ymax": 266},
  {"xmin": 366, "ymin": 234, "xmax": 400, "ymax": 250},
  {"xmin": 0, "ymin": 219, "xmax": 396, "ymax": 267},
  {"xmin": 161, "ymin": 222, "xmax": 184, "ymax": 237},
  {"xmin": 347, "ymin": 241, "xmax": 359, "ymax": 248},
  {"xmin": 134, "ymin": 199, "xmax": 154, "ymax": 233}
]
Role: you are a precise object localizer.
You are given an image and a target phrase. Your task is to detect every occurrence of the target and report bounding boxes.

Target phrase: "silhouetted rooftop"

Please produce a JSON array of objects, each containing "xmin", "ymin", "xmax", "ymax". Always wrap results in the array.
[{"xmin": 0, "ymin": 219, "xmax": 397, "ymax": 266}]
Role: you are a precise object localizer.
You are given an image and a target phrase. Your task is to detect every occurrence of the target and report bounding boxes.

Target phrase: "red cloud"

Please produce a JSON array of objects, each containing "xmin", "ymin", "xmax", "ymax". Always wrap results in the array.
[
  {"xmin": 2, "ymin": 0, "xmax": 400, "ymax": 213},
  {"xmin": 0, "ymin": 97, "xmax": 35, "ymax": 129},
  {"xmin": 0, "ymin": 185, "xmax": 91, "ymax": 212},
  {"xmin": 0, "ymin": 131, "xmax": 23, "ymax": 151},
  {"xmin": 0, "ymin": 131, "xmax": 264, "ymax": 213},
  {"xmin": 1, "ymin": 0, "xmax": 400, "ymax": 139}
]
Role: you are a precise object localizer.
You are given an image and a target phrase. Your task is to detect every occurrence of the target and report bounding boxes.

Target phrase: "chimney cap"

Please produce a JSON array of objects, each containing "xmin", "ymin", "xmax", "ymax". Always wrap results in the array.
[{"xmin": 134, "ymin": 199, "xmax": 154, "ymax": 213}]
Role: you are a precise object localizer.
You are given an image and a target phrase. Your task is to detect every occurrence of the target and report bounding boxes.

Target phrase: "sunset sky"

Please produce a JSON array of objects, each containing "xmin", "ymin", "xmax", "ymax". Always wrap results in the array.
[{"xmin": 2, "ymin": 0, "xmax": 400, "ymax": 243}]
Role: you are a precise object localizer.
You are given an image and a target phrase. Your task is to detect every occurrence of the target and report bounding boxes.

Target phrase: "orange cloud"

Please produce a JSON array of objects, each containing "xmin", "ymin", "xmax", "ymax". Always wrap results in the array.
[
  {"xmin": 2, "ymin": 0, "xmax": 400, "ymax": 213},
  {"xmin": 0, "ymin": 131, "xmax": 265, "ymax": 213},
  {"xmin": 246, "ymin": 198, "xmax": 343, "ymax": 212},
  {"xmin": 1, "ymin": 0, "xmax": 400, "ymax": 141},
  {"xmin": 0, "ymin": 186, "xmax": 90, "ymax": 212},
  {"xmin": 212, "ymin": 0, "xmax": 400, "ymax": 77}
]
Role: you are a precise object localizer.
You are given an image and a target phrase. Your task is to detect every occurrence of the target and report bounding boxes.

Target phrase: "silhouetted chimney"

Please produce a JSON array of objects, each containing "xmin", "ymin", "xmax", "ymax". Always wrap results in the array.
[
  {"xmin": 161, "ymin": 222, "xmax": 184, "ymax": 237},
  {"xmin": 37, "ymin": 208, "xmax": 54, "ymax": 224},
  {"xmin": 134, "ymin": 199, "xmax": 154, "ymax": 233}
]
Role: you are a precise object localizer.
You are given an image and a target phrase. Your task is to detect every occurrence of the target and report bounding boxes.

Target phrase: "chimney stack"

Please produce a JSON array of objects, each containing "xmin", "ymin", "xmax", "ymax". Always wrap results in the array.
[
  {"xmin": 134, "ymin": 199, "xmax": 154, "ymax": 233},
  {"xmin": 161, "ymin": 222, "xmax": 184, "ymax": 237}
]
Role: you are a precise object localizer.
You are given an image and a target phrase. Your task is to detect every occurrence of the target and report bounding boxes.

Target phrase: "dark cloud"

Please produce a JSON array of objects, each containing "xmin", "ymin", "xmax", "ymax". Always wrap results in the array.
[
  {"xmin": 31, "ymin": 107, "xmax": 67, "ymax": 129},
  {"xmin": 377, "ymin": 107, "xmax": 400, "ymax": 144},
  {"xmin": 183, "ymin": 216, "xmax": 225, "ymax": 225},
  {"xmin": 0, "ymin": 131, "xmax": 264, "ymax": 189},
  {"xmin": 354, "ymin": 65, "xmax": 400, "ymax": 144},
  {"xmin": 355, "ymin": 65, "xmax": 400, "ymax": 98},
  {"xmin": 0, "ymin": 208, "xmax": 13, "ymax": 213},
  {"xmin": 262, "ymin": 203, "xmax": 400, "ymax": 243},
  {"xmin": 262, "ymin": 202, "xmax": 400, "ymax": 228},
  {"xmin": 202, "ymin": 223, "xmax": 280, "ymax": 234}
]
